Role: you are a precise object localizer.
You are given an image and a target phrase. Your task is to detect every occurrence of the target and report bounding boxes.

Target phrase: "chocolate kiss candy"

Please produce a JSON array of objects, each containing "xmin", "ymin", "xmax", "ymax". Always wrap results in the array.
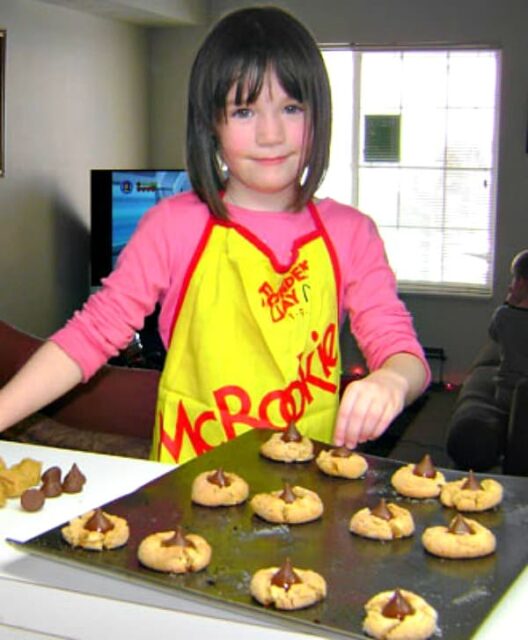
[
  {"xmin": 207, "ymin": 468, "xmax": 231, "ymax": 487},
  {"xmin": 162, "ymin": 525, "xmax": 194, "ymax": 548},
  {"xmin": 41, "ymin": 466, "xmax": 62, "ymax": 484},
  {"xmin": 41, "ymin": 477, "xmax": 62, "ymax": 498},
  {"xmin": 331, "ymin": 446, "xmax": 352, "ymax": 458},
  {"xmin": 413, "ymin": 454, "xmax": 436, "ymax": 478},
  {"xmin": 462, "ymin": 470, "xmax": 481, "ymax": 491},
  {"xmin": 382, "ymin": 589, "xmax": 415, "ymax": 620},
  {"xmin": 271, "ymin": 558, "xmax": 302, "ymax": 592},
  {"xmin": 448, "ymin": 514, "xmax": 474, "ymax": 535},
  {"xmin": 280, "ymin": 422, "xmax": 303, "ymax": 443},
  {"xmin": 279, "ymin": 482, "xmax": 297, "ymax": 504},
  {"xmin": 85, "ymin": 508, "xmax": 115, "ymax": 533},
  {"xmin": 62, "ymin": 463, "xmax": 86, "ymax": 494},
  {"xmin": 20, "ymin": 488, "xmax": 45, "ymax": 512},
  {"xmin": 370, "ymin": 498, "xmax": 392, "ymax": 521}
]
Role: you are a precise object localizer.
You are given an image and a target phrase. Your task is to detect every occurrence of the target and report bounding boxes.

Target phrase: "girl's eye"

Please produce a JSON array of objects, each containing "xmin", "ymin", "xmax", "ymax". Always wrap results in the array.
[
  {"xmin": 231, "ymin": 107, "xmax": 253, "ymax": 119},
  {"xmin": 284, "ymin": 103, "xmax": 304, "ymax": 115}
]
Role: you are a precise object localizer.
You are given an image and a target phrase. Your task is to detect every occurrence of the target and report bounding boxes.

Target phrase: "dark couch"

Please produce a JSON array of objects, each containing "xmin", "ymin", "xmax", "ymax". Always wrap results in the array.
[
  {"xmin": 446, "ymin": 340, "xmax": 528, "ymax": 475},
  {"xmin": 0, "ymin": 319, "xmax": 159, "ymax": 458}
]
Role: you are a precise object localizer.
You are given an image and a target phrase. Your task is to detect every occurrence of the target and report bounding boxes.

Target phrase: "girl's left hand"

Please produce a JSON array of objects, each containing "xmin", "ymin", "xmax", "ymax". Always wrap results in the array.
[{"xmin": 333, "ymin": 369, "xmax": 409, "ymax": 450}]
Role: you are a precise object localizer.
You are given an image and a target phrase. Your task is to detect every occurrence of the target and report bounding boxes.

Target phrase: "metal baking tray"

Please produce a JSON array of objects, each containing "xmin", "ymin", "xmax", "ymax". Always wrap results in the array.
[{"xmin": 12, "ymin": 430, "xmax": 528, "ymax": 639}]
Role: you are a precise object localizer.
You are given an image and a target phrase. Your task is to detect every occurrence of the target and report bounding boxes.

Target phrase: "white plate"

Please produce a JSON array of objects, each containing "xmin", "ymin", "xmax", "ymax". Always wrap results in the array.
[{"xmin": 0, "ymin": 441, "xmax": 171, "ymax": 543}]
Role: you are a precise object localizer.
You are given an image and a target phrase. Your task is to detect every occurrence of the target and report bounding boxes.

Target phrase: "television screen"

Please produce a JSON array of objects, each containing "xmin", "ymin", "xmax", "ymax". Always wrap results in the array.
[{"xmin": 91, "ymin": 169, "xmax": 192, "ymax": 286}]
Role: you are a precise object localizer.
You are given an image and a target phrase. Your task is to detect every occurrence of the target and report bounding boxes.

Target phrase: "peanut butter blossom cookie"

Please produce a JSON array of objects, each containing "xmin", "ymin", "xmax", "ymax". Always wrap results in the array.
[
  {"xmin": 138, "ymin": 525, "xmax": 212, "ymax": 573},
  {"xmin": 349, "ymin": 498, "xmax": 415, "ymax": 541},
  {"xmin": 250, "ymin": 557, "xmax": 327, "ymax": 610},
  {"xmin": 422, "ymin": 514, "xmax": 496, "ymax": 559},
  {"xmin": 316, "ymin": 446, "xmax": 368, "ymax": 479},
  {"xmin": 250, "ymin": 482, "xmax": 324, "ymax": 524},
  {"xmin": 439, "ymin": 470, "xmax": 503, "ymax": 512},
  {"xmin": 191, "ymin": 468, "xmax": 249, "ymax": 507},
  {"xmin": 61, "ymin": 508, "xmax": 129, "ymax": 550},
  {"xmin": 260, "ymin": 422, "xmax": 314, "ymax": 462},
  {"xmin": 363, "ymin": 588, "xmax": 438, "ymax": 640},
  {"xmin": 391, "ymin": 454, "xmax": 446, "ymax": 499}
]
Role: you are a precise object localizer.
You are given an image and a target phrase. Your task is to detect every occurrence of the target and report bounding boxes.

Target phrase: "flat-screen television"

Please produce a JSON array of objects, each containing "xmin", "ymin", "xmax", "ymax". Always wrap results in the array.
[{"xmin": 90, "ymin": 169, "xmax": 192, "ymax": 286}]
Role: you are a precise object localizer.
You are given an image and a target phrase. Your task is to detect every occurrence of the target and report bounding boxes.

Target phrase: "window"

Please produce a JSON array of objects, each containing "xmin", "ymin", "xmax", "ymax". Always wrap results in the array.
[{"xmin": 318, "ymin": 47, "xmax": 501, "ymax": 296}]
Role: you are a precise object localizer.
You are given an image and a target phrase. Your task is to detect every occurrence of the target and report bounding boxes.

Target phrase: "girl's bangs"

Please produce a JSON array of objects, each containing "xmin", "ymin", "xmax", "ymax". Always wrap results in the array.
[{"xmin": 223, "ymin": 51, "xmax": 305, "ymax": 108}]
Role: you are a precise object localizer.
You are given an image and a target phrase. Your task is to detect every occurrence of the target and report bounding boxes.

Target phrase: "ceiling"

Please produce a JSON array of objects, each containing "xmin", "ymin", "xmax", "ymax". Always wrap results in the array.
[{"xmin": 34, "ymin": 0, "xmax": 211, "ymax": 26}]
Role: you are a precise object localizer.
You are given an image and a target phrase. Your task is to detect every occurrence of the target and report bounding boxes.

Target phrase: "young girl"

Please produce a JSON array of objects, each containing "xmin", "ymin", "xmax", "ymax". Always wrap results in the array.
[{"xmin": 0, "ymin": 6, "xmax": 429, "ymax": 464}]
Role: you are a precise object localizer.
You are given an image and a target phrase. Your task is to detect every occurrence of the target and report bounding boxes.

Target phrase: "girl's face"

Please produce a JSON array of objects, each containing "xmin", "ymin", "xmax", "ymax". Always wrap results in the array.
[{"xmin": 216, "ymin": 70, "xmax": 310, "ymax": 211}]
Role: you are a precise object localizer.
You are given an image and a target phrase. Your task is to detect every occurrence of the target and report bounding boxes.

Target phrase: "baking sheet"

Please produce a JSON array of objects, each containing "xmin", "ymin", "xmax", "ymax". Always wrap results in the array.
[{"xmin": 11, "ymin": 430, "xmax": 528, "ymax": 639}]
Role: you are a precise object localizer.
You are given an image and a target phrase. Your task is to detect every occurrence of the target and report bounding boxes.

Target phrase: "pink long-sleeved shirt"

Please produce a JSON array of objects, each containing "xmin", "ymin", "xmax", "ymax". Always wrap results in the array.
[{"xmin": 52, "ymin": 191, "xmax": 428, "ymax": 383}]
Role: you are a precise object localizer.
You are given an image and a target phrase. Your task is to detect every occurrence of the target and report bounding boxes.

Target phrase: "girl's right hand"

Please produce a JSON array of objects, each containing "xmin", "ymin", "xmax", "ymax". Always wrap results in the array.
[{"xmin": 333, "ymin": 368, "xmax": 408, "ymax": 449}]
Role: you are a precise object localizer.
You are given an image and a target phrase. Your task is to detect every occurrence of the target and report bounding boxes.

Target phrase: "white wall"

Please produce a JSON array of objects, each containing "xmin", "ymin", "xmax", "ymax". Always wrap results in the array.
[
  {"xmin": 148, "ymin": 0, "xmax": 528, "ymax": 382},
  {"xmin": 0, "ymin": 0, "xmax": 149, "ymax": 336},
  {"xmin": 147, "ymin": 24, "xmax": 208, "ymax": 167}
]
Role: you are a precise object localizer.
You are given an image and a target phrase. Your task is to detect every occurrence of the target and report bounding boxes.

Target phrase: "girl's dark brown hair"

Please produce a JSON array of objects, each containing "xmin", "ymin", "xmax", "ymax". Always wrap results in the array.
[{"xmin": 186, "ymin": 6, "xmax": 331, "ymax": 219}]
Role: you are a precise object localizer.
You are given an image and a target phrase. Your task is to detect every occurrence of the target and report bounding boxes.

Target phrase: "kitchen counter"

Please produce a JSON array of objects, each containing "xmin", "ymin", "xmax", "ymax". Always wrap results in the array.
[{"xmin": 0, "ymin": 441, "xmax": 526, "ymax": 639}]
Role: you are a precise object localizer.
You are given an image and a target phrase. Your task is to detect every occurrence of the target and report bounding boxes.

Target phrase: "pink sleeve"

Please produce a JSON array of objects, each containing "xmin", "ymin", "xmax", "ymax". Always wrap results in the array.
[
  {"xmin": 51, "ymin": 200, "xmax": 176, "ymax": 381},
  {"xmin": 323, "ymin": 201, "xmax": 430, "ymax": 387}
]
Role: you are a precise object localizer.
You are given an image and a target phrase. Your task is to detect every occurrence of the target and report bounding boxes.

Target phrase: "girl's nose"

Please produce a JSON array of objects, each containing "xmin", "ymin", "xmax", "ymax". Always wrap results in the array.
[{"xmin": 256, "ymin": 112, "xmax": 285, "ymax": 146}]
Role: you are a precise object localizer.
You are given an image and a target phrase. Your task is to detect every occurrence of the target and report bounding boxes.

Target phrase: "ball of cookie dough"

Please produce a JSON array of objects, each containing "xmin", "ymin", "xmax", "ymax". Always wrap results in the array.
[
  {"xmin": 61, "ymin": 508, "xmax": 129, "ymax": 550},
  {"xmin": 349, "ymin": 499, "xmax": 415, "ymax": 540},
  {"xmin": 391, "ymin": 455, "xmax": 446, "ymax": 499},
  {"xmin": 439, "ymin": 471, "xmax": 503, "ymax": 512},
  {"xmin": 250, "ymin": 558, "xmax": 326, "ymax": 610},
  {"xmin": 316, "ymin": 446, "xmax": 368, "ymax": 479},
  {"xmin": 250, "ymin": 483, "xmax": 324, "ymax": 524},
  {"xmin": 138, "ymin": 526, "xmax": 212, "ymax": 573},
  {"xmin": 422, "ymin": 514, "xmax": 496, "ymax": 559},
  {"xmin": 191, "ymin": 468, "xmax": 249, "ymax": 507},
  {"xmin": 363, "ymin": 588, "xmax": 438, "ymax": 640},
  {"xmin": 0, "ymin": 458, "xmax": 43, "ymax": 498},
  {"xmin": 260, "ymin": 423, "xmax": 314, "ymax": 463}
]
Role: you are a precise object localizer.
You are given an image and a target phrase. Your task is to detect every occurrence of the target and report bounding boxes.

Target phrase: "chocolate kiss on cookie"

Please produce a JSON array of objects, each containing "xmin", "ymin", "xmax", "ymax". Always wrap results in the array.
[
  {"xmin": 370, "ymin": 499, "xmax": 392, "ymax": 521},
  {"xmin": 382, "ymin": 589, "xmax": 415, "ymax": 620},
  {"xmin": 85, "ymin": 508, "xmax": 115, "ymax": 533},
  {"xmin": 162, "ymin": 525, "xmax": 194, "ymax": 548},
  {"xmin": 331, "ymin": 446, "xmax": 353, "ymax": 458},
  {"xmin": 448, "ymin": 514, "xmax": 474, "ymax": 535},
  {"xmin": 281, "ymin": 422, "xmax": 303, "ymax": 443},
  {"xmin": 412, "ymin": 454, "xmax": 436, "ymax": 478},
  {"xmin": 279, "ymin": 483, "xmax": 297, "ymax": 504},
  {"xmin": 207, "ymin": 468, "xmax": 231, "ymax": 487},
  {"xmin": 461, "ymin": 470, "xmax": 481, "ymax": 491},
  {"xmin": 271, "ymin": 558, "xmax": 302, "ymax": 591}
]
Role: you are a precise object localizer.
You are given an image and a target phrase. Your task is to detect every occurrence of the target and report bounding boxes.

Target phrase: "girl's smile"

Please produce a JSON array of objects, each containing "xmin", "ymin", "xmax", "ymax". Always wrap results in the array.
[{"xmin": 216, "ymin": 71, "xmax": 309, "ymax": 211}]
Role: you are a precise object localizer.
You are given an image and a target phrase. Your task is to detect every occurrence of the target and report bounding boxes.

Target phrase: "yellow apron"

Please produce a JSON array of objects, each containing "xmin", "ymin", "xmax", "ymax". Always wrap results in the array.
[{"xmin": 152, "ymin": 202, "xmax": 341, "ymax": 463}]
